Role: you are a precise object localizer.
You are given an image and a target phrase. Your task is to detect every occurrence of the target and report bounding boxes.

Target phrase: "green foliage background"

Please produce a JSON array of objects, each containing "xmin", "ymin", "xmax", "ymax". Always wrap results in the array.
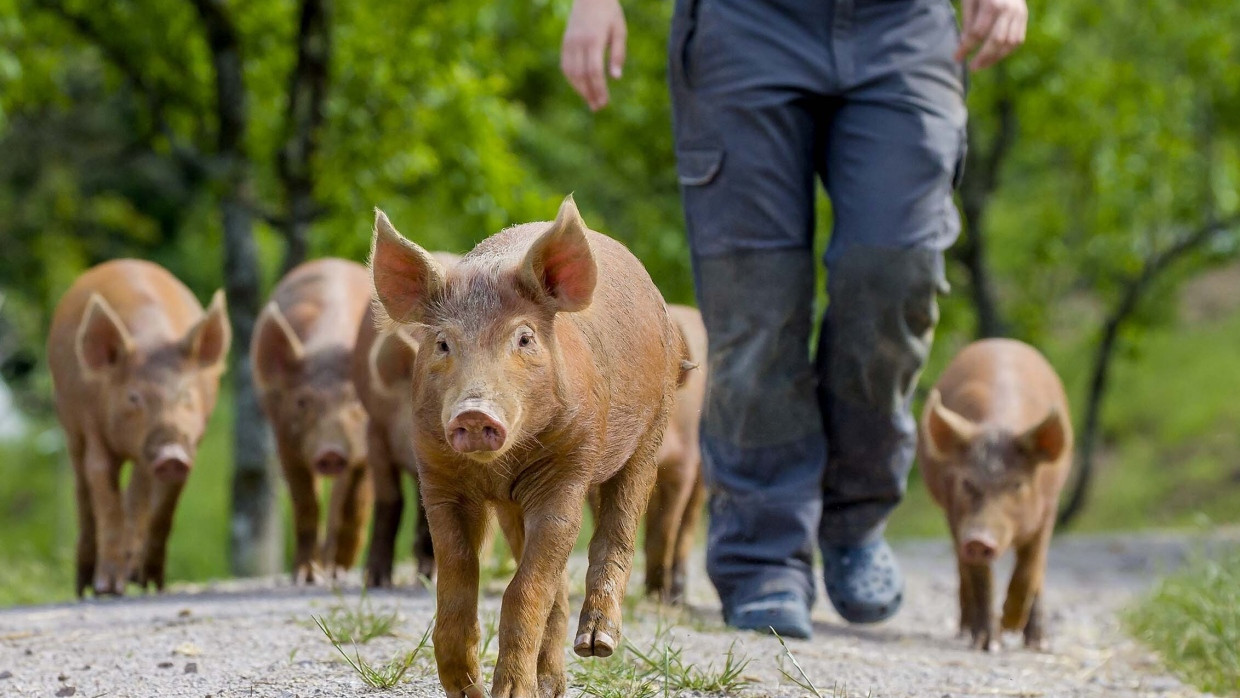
[{"xmin": 0, "ymin": 0, "xmax": 1238, "ymax": 619}]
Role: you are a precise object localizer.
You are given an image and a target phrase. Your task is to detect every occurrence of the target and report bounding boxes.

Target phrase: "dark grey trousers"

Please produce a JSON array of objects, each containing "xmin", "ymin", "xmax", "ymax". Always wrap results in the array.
[{"xmin": 669, "ymin": 0, "xmax": 967, "ymax": 609}]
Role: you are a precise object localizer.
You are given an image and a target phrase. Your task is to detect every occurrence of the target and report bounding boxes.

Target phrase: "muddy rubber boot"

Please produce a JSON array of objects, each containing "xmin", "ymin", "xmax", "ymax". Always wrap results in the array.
[{"xmin": 822, "ymin": 538, "xmax": 904, "ymax": 624}]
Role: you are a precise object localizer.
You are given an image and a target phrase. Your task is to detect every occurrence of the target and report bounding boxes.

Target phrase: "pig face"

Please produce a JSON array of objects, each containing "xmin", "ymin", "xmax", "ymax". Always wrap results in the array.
[
  {"xmin": 254, "ymin": 304, "xmax": 367, "ymax": 476},
  {"xmin": 370, "ymin": 198, "xmax": 597, "ymax": 465},
  {"xmin": 922, "ymin": 390, "xmax": 1066, "ymax": 565},
  {"xmin": 75, "ymin": 291, "xmax": 231, "ymax": 482}
]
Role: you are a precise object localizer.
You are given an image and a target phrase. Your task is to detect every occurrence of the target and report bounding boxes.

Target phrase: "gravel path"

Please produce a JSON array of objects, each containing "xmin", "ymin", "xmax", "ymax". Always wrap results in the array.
[{"xmin": 1, "ymin": 530, "xmax": 1230, "ymax": 698}]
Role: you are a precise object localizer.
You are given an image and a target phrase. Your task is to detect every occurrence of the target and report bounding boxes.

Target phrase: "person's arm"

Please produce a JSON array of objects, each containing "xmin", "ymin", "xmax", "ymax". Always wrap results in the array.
[
  {"xmin": 954, "ymin": 0, "xmax": 1028, "ymax": 71},
  {"xmin": 560, "ymin": 0, "xmax": 627, "ymax": 111}
]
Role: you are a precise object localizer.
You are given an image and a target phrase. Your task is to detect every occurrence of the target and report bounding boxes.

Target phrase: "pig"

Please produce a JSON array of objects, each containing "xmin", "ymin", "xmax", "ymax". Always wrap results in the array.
[
  {"xmin": 354, "ymin": 251, "xmax": 460, "ymax": 588},
  {"xmin": 370, "ymin": 196, "xmax": 683, "ymax": 698},
  {"xmin": 252, "ymin": 258, "xmax": 372, "ymax": 584},
  {"xmin": 918, "ymin": 338, "xmax": 1072, "ymax": 651},
  {"xmin": 641, "ymin": 304, "xmax": 706, "ymax": 604},
  {"xmin": 47, "ymin": 259, "xmax": 231, "ymax": 596}
]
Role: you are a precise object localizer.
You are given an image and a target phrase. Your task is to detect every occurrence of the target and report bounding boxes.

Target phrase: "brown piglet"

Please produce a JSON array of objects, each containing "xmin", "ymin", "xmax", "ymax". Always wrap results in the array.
[
  {"xmin": 252, "ymin": 258, "xmax": 372, "ymax": 583},
  {"xmin": 47, "ymin": 260, "xmax": 231, "ymax": 596},
  {"xmin": 354, "ymin": 251, "xmax": 460, "ymax": 588},
  {"xmin": 642, "ymin": 303, "xmax": 707, "ymax": 604},
  {"xmin": 918, "ymin": 338, "xmax": 1072, "ymax": 651},
  {"xmin": 371, "ymin": 196, "xmax": 683, "ymax": 698}
]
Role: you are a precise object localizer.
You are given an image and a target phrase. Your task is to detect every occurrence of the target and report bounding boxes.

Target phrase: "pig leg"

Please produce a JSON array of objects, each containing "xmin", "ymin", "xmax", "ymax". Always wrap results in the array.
[
  {"xmin": 82, "ymin": 440, "xmax": 126, "ymax": 596},
  {"xmin": 643, "ymin": 460, "xmax": 693, "ymax": 602},
  {"xmin": 364, "ymin": 427, "xmax": 403, "ymax": 588},
  {"xmin": 1022, "ymin": 592, "xmax": 1046, "ymax": 650},
  {"xmin": 139, "ymin": 476, "xmax": 186, "ymax": 591},
  {"xmin": 960, "ymin": 559, "xmax": 996, "ymax": 651},
  {"xmin": 576, "ymin": 425, "xmax": 663, "ymax": 658},
  {"xmin": 325, "ymin": 465, "xmax": 372, "ymax": 573},
  {"xmin": 1002, "ymin": 525, "xmax": 1052, "ymax": 643},
  {"xmin": 123, "ymin": 466, "xmax": 153, "ymax": 586},
  {"xmin": 426, "ymin": 495, "xmax": 488, "ymax": 698},
  {"xmin": 495, "ymin": 503, "xmax": 570, "ymax": 698},
  {"xmin": 669, "ymin": 471, "xmax": 705, "ymax": 604},
  {"xmin": 70, "ymin": 438, "xmax": 97, "ymax": 598},
  {"xmin": 280, "ymin": 452, "xmax": 321, "ymax": 584},
  {"xmin": 494, "ymin": 499, "xmax": 581, "ymax": 698},
  {"xmin": 411, "ymin": 469, "xmax": 436, "ymax": 584}
]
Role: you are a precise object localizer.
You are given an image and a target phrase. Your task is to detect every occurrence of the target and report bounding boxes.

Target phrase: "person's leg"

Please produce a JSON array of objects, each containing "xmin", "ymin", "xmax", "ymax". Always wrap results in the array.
[
  {"xmin": 815, "ymin": 0, "xmax": 968, "ymax": 623},
  {"xmin": 669, "ymin": 0, "xmax": 830, "ymax": 637}
]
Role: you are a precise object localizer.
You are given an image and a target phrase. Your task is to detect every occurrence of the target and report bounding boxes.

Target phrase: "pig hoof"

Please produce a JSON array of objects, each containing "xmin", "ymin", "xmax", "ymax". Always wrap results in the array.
[
  {"xmin": 573, "ymin": 630, "xmax": 616, "ymax": 658},
  {"xmin": 538, "ymin": 672, "xmax": 567, "ymax": 698}
]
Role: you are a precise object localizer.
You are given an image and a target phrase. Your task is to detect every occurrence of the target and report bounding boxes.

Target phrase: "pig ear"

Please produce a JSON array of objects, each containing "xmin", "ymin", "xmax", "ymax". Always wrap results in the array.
[
  {"xmin": 184, "ymin": 289, "xmax": 232, "ymax": 373},
  {"xmin": 369, "ymin": 329, "xmax": 418, "ymax": 396},
  {"xmin": 76, "ymin": 294, "xmax": 135, "ymax": 379},
  {"xmin": 922, "ymin": 389, "xmax": 978, "ymax": 460},
  {"xmin": 1016, "ymin": 408, "xmax": 1067, "ymax": 464},
  {"xmin": 521, "ymin": 195, "xmax": 597, "ymax": 312},
  {"xmin": 370, "ymin": 209, "xmax": 446, "ymax": 326},
  {"xmin": 251, "ymin": 302, "xmax": 304, "ymax": 390}
]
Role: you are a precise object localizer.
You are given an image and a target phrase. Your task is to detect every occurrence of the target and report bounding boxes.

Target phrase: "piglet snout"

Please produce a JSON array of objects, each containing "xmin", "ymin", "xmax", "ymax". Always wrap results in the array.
[
  {"xmin": 961, "ymin": 532, "xmax": 999, "ymax": 564},
  {"xmin": 151, "ymin": 443, "xmax": 192, "ymax": 482},
  {"xmin": 313, "ymin": 448, "xmax": 349, "ymax": 476},
  {"xmin": 447, "ymin": 402, "xmax": 508, "ymax": 453}
]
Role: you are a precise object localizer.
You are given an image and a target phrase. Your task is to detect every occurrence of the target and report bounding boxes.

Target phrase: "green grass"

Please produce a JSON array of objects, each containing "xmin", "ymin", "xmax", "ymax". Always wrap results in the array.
[
  {"xmin": 312, "ymin": 613, "xmax": 433, "ymax": 690},
  {"xmin": 571, "ymin": 634, "xmax": 753, "ymax": 697},
  {"xmin": 314, "ymin": 590, "xmax": 400, "ymax": 644},
  {"xmin": 1125, "ymin": 549, "xmax": 1240, "ymax": 696}
]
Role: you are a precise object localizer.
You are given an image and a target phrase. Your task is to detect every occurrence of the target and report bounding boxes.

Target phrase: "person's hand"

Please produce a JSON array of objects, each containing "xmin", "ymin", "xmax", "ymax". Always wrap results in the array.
[
  {"xmin": 561, "ymin": 0, "xmax": 627, "ymax": 111},
  {"xmin": 954, "ymin": 0, "xmax": 1028, "ymax": 71}
]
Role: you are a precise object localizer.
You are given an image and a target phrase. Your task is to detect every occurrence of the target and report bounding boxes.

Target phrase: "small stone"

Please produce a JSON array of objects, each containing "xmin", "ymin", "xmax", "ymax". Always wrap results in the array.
[
  {"xmin": 58, "ymin": 673, "xmax": 68, "ymax": 681},
  {"xmin": 55, "ymin": 688, "xmax": 76, "ymax": 697},
  {"xmin": 23, "ymin": 649, "xmax": 31, "ymax": 656},
  {"xmin": 178, "ymin": 608, "xmax": 192, "ymax": 617},
  {"xmin": 0, "ymin": 670, "xmax": 11, "ymax": 679},
  {"xmin": 184, "ymin": 662, "xmax": 198, "ymax": 674},
  {"xmin": 158, "ymin": 661, "xmax": 174, "ymax": 669}
]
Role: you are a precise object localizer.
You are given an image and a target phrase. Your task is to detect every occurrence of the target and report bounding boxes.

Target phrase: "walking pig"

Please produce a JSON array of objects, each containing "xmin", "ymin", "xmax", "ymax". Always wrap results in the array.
[
  {"xmin": 354, "ymin": 251, "xmax": 460, "ymax": 588},
  {"xmin": 252, "ymin": 258, "xmax": 372, "ymax": 583},
  {"xmin": 918, "ymin": 338, "xmax": 1072, "ymax": 651},
  {"xmin": 371, "ymin": 196, "xmax": 682, "ymax": 698},
  {"xmin": 642, "ymin": 304, "xmax": 706, "ymax": 604},
  {"xmin": 47, "ymin": 260, "xmax": 230, "ymax": 596}
]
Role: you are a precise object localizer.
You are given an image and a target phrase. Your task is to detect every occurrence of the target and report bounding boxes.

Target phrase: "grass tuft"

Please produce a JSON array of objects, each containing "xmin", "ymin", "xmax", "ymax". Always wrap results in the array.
[
  {"xmin": 312, "ymin": 614, "xmax": 433, "ymax": 690},
  {"xmin": 627, "ymin": 637, "xmax": 753, "ymax": 694},
  {"xmin": 1125, "ymin": 549, "xmax": 1240, "ymax": 696},
  {"xmin": 316, "ymin": 589, "xmax": 399, "ymax": 644}
]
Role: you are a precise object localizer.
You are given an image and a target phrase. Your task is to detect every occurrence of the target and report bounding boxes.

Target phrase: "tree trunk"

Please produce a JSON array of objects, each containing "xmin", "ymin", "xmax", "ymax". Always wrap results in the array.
[
  {"xmin": 954, "ymin": 85, "xmax": 1015, "ymax": 339},
  {"xmin": 277, "ymin": 0, "xmax": 332, "ymax": 275},
  {"xmin": 190, "ymin": 0, "xmax": 282, "ymax": 575},
  {"xmin": 1058, "ymin": 214, "xmax": 1240, "ymax": 527}
]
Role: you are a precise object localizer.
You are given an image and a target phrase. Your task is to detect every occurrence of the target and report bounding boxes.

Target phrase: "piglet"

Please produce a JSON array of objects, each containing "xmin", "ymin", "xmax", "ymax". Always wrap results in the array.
[
  {"xmin": 918, "ymin": 338, "xmax": 1072, "ymax": 651},
  {"xmin": 47, "ymin": 260, "xmax": 231, "ymax": 596},
  {"xmin": 354, "ymin": 251, "xmax": 460, "ymax": 588},
  {"xmin": 642, "ymin": 304, "xmax": 706, "ymax": 604},
  {"xmin": 371, "ymin": 196, "xmax": 683, "ymax": 698},
  {"xmin": 252, "ymin": 258, "xmax": 372, "ymax": 583}
]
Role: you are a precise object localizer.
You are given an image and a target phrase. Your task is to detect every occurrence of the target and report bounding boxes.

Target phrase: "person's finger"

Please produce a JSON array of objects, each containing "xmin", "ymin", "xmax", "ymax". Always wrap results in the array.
[
  {"xmin": 561, "ymin": 40, "xmax": 592, "ymax": 105},
  {"xmin": 955, "ymin": 0, "xmax": 997, "ymax": 63},
  {"xmin": 1009, "ymin": 6, "xmax": 1028, "ymax": 47},
  {"xmin": 608, "ymin": 20, "xmax": 627, "ymax": 80},
  {"xmin": 585, "ymin": 36, "xmax": 609, "ymax": 110},
  {"xmin": 970, "ymin": 11, "xmax": 1013, "ymax": 70}
]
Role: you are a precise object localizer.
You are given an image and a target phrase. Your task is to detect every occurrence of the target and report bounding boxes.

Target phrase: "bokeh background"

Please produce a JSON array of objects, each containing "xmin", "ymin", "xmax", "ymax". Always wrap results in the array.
[{"xmin": 1, "ymin": 0, "xmax": 1238, "ymax": 605}]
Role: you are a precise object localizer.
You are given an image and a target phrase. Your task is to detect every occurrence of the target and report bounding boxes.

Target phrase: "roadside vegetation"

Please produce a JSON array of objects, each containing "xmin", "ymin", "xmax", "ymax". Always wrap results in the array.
[{"xmin": 1126, "ymin": 549, "xmax": 1240, "ymax": 696}]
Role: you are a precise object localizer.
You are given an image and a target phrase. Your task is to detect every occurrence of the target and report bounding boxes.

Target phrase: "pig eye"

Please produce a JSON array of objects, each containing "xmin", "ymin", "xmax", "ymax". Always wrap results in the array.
[
  {"xmin": 516, "ymin": 328, "xmax": 535, "ymax": 349},
  {"xmin": 962, "ymin": 480, "xmax": 983, "ymax": 502},
  {"xmin": 436, "ymin": 336, "xmax": 450, "ymax": 354},
  {"xmin": 295, "ymin": 395, "xmax": 311, "ymax": 411},
  {"xmin": 127, "ymin": 390, "xmax": 142, "ymax": 408}
]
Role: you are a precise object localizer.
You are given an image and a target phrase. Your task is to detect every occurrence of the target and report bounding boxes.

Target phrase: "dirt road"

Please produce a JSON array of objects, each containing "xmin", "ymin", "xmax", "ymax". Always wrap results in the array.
[{"xmin": 0, "ymin": 531, "xmax": 1223, "ymax": 697}]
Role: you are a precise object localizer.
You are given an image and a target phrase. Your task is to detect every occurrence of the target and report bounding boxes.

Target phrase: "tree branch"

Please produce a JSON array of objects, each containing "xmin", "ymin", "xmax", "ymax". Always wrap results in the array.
[{"xmin": 1058, "ymin": 212, "xmax": 1240, "ymax": 528}]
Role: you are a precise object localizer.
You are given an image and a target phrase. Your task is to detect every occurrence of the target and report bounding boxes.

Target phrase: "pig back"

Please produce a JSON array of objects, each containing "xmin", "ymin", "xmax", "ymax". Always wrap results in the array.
[
  {"xmin": 267, "ymin": 258, "xmax": 372, "ymax": 356},
  {"xmin": 922, "ymin": 339, "xmax": 1073, "ymax": 499},
  {"xmin": 48, "ymin": 260, "xmax": 206, "ymax": 415}
]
